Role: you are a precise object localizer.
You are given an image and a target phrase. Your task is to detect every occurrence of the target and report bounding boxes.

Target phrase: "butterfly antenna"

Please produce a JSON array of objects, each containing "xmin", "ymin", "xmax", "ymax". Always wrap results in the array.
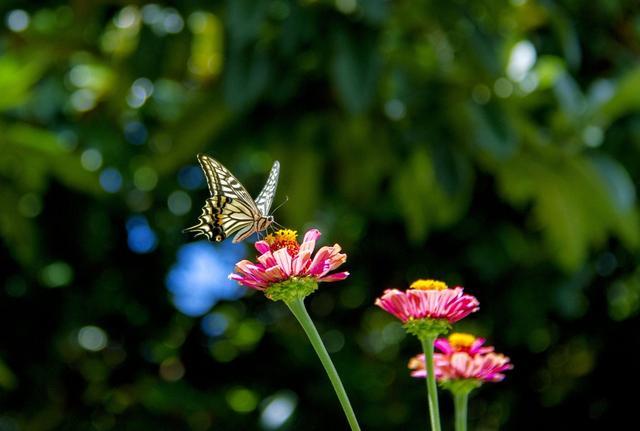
[{"xmin": 270, "ymin": 195, "xmax": 289, "ymax": 215}]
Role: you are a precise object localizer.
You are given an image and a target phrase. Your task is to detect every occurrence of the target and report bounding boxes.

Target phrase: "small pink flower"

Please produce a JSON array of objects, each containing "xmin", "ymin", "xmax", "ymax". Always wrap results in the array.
[
  {"xmin": 409, "ymin": 333, "xmax": 513, "ymax": 383},
  {"xmin": 375, "ymin": 279, "xmax": 479, "ymax": 324},
  {"xmin": 229, "ymin": 229, "xmax": 349, "ymax": 290}
]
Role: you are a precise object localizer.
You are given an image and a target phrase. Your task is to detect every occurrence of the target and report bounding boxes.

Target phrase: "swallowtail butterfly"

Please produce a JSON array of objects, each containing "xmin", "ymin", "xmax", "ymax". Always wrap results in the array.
[{"xmin": 184, "ymin": 154, "xmax": 280, "ymax": 243}]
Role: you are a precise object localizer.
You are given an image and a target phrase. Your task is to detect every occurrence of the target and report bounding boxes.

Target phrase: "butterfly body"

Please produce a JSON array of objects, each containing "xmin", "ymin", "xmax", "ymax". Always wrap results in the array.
[{"xmin": 185, "ymin": 154, "xmax": 280, "ymax": 243}]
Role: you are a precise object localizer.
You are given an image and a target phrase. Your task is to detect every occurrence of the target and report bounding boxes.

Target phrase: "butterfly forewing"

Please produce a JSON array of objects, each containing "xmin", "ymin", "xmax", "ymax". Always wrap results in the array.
[
  {"xmin": 197, "ymin": 154, "xmax": 258, "ymax": 212},
  {"xmin": 255, "ymin": 161, "xmax": 280, "ymax": 216}
]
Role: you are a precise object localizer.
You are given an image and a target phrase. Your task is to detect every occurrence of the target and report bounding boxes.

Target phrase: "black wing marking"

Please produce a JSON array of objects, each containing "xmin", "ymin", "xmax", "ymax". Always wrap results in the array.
[{"xmin": 255, "ymin": 160, "xmax": 280, "ymax": 216}]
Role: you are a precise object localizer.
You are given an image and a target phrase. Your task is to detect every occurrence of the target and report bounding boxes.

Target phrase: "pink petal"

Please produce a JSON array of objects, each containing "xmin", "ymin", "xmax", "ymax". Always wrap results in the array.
[
  {"xmin": 273, "ymin": 248, "xmax": 293, "ymax": 276},
  {"xmin": 264, "ymin": 265, "xmax": 285, "ymax": 282},
  {"xmin": 317, "ymin": 271, "xmax": 349, "ymax": 282},
  {"xmin": 434, "ymin": 339, "xmax": 454, "ymax": 354},
  {"xmin": 292, "ymin": 249, "xmax": 312, "ymax": 276},
  {"xmin": 257, "ymin": 251, "xmax": 277, "ymax": 268},
  {"xmin": 308, "ymin": 247, "xmax": 333, "ymax": 276},
  {"xmin": 303, "ymin": 228, "xmax": 321, "ymax": 244},
  {"xmin": 255, "ymin": 240, "xmax": 271, "ymax": 254}
]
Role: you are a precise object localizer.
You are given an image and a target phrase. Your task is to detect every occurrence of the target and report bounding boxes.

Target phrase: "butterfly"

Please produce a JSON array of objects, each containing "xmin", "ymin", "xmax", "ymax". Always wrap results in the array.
[{"xmin": 184, "ymin": 154, "xmax": 280, "ymax": 243}]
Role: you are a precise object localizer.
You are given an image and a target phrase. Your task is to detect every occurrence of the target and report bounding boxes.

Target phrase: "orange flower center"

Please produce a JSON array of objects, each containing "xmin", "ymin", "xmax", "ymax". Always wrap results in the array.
[
  {"xmin": 448, "ymin": 333, "xmax": 476, "ymax": 350},
  {"xmin": 410, "ymin": 279, "xmax": 448, "ymax": 291},
  {"xmin": 264, "ymin": 229, "xmax": 300, "ymax": 256}
]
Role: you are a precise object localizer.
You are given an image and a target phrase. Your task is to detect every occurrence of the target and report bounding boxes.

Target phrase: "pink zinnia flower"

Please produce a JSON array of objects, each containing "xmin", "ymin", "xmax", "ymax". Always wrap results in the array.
[
  {"xmin": 409, "ymin": 333, "xmax": 513, "ymax": 383},
  {"xmin": 229, "ymin": 229, "xmax": 349, "ymax": 291},
  {"xmin": 375, "ymin": 279, "xmax": 479, "ymax": 324}
]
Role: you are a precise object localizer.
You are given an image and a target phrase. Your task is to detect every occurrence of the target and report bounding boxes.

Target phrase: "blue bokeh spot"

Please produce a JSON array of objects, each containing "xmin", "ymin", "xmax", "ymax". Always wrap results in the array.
[
  {"xmin": 99, "ymin": 168, "xmax": 123, "ymax": 193},
  {"xmin": 124, "ymin": 120, "xmax": 148, "ymax": 145},
  {"xmin": 177, "ymin": 165, "xmax": 205, "ymax": 190},
  {"xmin": 126, "ymin": 216, "xmax": 157, "ymax": 254},
  {"xmin": 166, "ymin": 241, "xmax": 245, "ymax": 316}
]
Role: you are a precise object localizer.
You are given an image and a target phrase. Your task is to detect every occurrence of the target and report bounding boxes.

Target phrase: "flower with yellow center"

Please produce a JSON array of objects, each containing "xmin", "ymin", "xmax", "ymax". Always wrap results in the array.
[
  {"xmin": 448, "ymin": 333, "xmax": 476, "ymax": 350},
  {"xmin": 264, "ymin": 229, "xmax": 299, "ymax": 255},
  {"xmin": 410, "ymin": 279, "xmax": 449, "ymax": 291},
  {"xmin": 376, "ymin": 279, "xmax": 478, "ymax": 331},
  {"xmin": 375, "ymin": 278, "xmax": 480, "ymax": 431},
  {"xmin": 229, "ymin": 228, "xmax": 359, "ymax": 430}
]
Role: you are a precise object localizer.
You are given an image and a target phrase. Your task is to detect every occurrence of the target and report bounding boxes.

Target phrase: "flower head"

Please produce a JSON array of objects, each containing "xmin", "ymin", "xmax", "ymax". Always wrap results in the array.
[
  {"xmin": 229, "ymin": 229, "xmax": 349, "ymax": 301},
  {"xmin": 409, "ymin": 333, "xmax": 513, "ymax": 384},
  {"xmin": 375, "ymin": 280, "xmax": 479, "ymax": 338}
]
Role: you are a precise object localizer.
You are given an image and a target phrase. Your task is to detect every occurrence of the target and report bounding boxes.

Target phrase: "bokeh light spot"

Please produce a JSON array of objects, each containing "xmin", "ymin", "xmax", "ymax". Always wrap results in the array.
[
  {"xmin": 81, "ymin": 149, "xmax": 103, "ymax": 171},
  {"xmin": 99, "ymin": 168, "xmax": 123, "ymax": 193},
  {"xmin": 226, "ymin": 387, "xmax": 259, "ymax": 413},
  {"xmin": 70, "ymin": 89, "xmax": 97, "ymax": 112},
  {"xmin": 126, "ymin": 216, "xmax": 158, "ymax": 254},
  {"xmin": 232, "ymin": 320, "xmax": 265, "ymax": 348},
  {"xmin": 78, "ymin": 326, "xmax": 108, "ymax": 351},
  {"xmin": 6, "ymin": 10, "xmax": 29, "ymax": 32},
  {"xmin": 507, "ymin": 40, "xmax": 537, "ymax": 82},
  {"xmin": 162, "ymin": 8, "xmax": 184, "ymax": 34},
  {"xmin": 583, "ymin": 125, "xmax": 604, "ymax": 148},
  {"xmin": 41, "ymin": 261, "xmax": 73, "ymax": 288},
  {"xmin": 127, "ymin": 77, "xmax": 154, "ymax": 108},
  {"xmin": 114, "ymin": 6, "xmax": 140, "ymax": 29},
  {"xmin": 159, "ymin": 357, "xmax": 185, "ymax": 381},
  {"xmin": 166, "ymin": 241, "xmax": 245, "ymax": 316},
  {"xmin": 124, "ymin": 121, "xmax": 148, "ymax": 145},
  {"xmin": 384, "ymin": 99, "xmax": 406, "ymax": 121},
  {"xmin": 472, "ymin": 84, "xmax": 491, "ymax": 105},
  {"xmin": 178, "ymin": 165, "xmax": 205, "ymax": 189},
  {"xmin": 260, "ymin": 391, "xmax": 298, "ymax": 429},
  {"xmin": 201, "ymin": 312, "xmax": 228, "ymax": 337},
  {"xmin": 335, "ymin": 0, "xmax": 357, "ymax": 14},
  {"xmin": 494, "ymin": 77, "xmax": 514, "ymax": 98},
  {"xmin": 167, "ymin": 190, "xmax": 192, "ymax": 215},
  {"xmin": 133, "ymin": 166, "xmax": 158, "ymax": 191},
  {"xmin": 142, "ymin": 4, "xmax": 161, "ymax": 24}
]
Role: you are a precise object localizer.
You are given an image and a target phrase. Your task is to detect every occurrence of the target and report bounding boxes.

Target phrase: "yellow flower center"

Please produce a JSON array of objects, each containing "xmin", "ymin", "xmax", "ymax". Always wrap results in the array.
[
  {"xmin": 265, "ymin": 229, "xmax": 299, "ymax": 256},
  {"xmin": 448, "ymin": 333, "xmax": 477, "ymax": 349},
  {"xmin": 410, "ymin": 279, "xmax": 448, "ymax": 291}
]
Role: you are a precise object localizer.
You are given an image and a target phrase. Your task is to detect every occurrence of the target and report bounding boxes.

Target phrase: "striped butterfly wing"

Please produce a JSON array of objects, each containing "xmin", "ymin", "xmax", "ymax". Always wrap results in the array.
[
  {"xmin": 184, "ymin": 154, "xmax": 261, "ymax": 243},
  {"xmin": 255, "ymin": 161, "xmax": 280, "ymax": 216}
]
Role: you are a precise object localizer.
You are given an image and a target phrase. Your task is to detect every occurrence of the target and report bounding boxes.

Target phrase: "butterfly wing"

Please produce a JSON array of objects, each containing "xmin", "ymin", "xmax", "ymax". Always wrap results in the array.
[
  {"xmin": 198, "ymin": 154, "xmax": 257, "ymax": 210},
  {"xmin": 255, "ymin": 161, "xmax": 280, "ymax": 216},
  {"xmin": 184, "ymin": 155, "xmax": 261, "ymax": 243}
]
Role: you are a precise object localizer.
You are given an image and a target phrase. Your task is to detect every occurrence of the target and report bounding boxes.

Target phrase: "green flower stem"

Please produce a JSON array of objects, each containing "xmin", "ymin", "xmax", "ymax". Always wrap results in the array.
[
  {"xmin": 285, "ymin": 298, "xmax": 361, "ymax": 431},
  {"xmin": 420, "ymin": 335, "xmax": 442, "ymax": 431},
  {"xmin": 454, "ymin": 390, "xmax": 469, "ymax": 431}
]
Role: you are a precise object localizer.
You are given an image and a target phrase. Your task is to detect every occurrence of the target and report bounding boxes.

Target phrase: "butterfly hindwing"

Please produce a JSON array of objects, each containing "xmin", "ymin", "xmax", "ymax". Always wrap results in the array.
[{"xmin": 183, "ymin": 196, "xmax": 232, "ymax": 242}]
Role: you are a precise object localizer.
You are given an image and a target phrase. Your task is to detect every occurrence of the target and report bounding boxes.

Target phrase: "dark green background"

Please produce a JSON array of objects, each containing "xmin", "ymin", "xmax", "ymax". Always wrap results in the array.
[{"xmin": 1, "ymin": 1, "xmax": 639, "ymax": 429}]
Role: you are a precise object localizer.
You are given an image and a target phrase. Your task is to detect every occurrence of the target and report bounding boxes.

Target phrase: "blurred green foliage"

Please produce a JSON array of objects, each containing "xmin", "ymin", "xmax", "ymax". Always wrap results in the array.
[{"xmin": 1, "ymin": 0, "xmax": 640, "ymax": 430}]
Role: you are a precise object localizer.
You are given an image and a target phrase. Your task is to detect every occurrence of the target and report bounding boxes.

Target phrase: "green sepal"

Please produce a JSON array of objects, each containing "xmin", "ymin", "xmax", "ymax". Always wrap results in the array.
[
  {"xmin": 265, "ymin": 277, "xmax": 319, "ymax": 302},
  {"xmin": 441, "ymin": 378, "xmax": 482, "ymax": 395},
  {"xmin": 403, "ymin": 318, "xmax": 451, "ymax": 339}
]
